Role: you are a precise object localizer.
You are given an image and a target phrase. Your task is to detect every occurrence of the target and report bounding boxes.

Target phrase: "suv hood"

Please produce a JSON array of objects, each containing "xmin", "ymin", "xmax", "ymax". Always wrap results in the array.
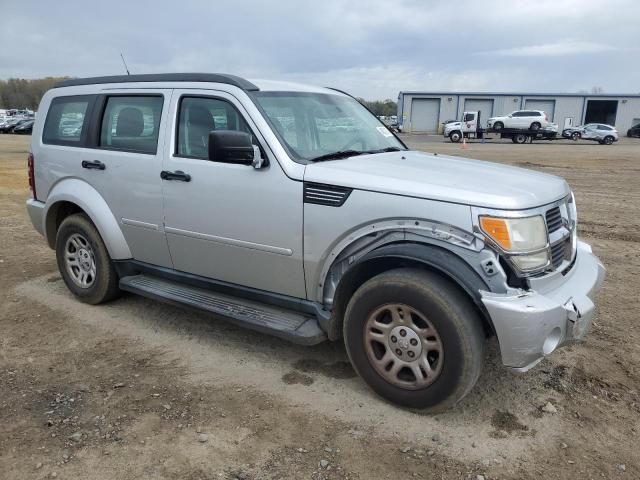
[{"xmin": 304, "ymin": 150, "xmax": 570, "ymax": 210}]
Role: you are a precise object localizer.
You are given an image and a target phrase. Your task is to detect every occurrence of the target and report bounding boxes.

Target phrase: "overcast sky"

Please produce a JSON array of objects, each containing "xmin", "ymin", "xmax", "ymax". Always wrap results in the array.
[{"xmin": 1, "ymin": 0, "xmax": 638, "ymax": 99}]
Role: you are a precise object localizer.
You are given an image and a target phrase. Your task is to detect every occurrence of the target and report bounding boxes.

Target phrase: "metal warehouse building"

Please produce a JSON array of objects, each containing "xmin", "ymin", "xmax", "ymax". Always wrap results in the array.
[{"xmin": 397, "ymin": 91, "xmax": 640, "ymax": 134}]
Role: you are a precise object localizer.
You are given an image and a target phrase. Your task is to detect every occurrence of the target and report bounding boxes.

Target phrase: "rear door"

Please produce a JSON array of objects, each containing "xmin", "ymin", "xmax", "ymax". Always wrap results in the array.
[{"xmin": 84, "ymin": 91, "xmax": 173, "ymax": 267}]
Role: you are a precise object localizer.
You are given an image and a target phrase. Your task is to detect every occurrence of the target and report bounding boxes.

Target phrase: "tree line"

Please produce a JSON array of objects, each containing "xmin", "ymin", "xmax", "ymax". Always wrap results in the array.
[
  {"xmin": 0, "ymin": 77, "xmax": 67, "ymax": 110},
  {"xmin": 0, "ymin": 76, "xmax": 398, "ymax": 116},
  {"xmin": 357, "ymin": 98, "xmax": 398, "ymax": 117}
]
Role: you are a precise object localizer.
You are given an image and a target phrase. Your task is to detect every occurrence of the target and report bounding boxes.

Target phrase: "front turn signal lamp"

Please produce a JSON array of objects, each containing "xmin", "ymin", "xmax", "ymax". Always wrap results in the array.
[{"xmin": 479, "ymin": 215, "xmax": 547, "ymax": 253}]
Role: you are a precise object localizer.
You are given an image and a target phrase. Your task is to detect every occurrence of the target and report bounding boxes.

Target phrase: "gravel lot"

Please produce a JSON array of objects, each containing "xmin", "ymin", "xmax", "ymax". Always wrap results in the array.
[{"xmin": 1, "ymin": 133, "xmax": 639, "ymax": 479}]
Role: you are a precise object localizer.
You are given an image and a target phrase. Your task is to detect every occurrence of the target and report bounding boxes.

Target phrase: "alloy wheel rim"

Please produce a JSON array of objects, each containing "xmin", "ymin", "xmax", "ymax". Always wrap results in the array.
[
  {"xmin": 64, "ymin": 233, "xmax": 96, "ymax": 288},
  {"xmin": 364, "ymin": 303, "xmax": 444, "ymax": 390}
]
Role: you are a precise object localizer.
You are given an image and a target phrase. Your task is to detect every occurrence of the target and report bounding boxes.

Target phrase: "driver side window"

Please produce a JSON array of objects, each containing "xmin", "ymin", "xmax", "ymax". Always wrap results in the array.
[{"xmin": 176, "ymin": 96, "xmax": 252, "ymax": 159}]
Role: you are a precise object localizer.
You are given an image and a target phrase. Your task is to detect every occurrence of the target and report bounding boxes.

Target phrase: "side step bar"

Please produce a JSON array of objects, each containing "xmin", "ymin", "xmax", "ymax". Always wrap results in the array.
[{"xmin": 119, "ymin": 274, "xmax": 327, "ymax": 345}]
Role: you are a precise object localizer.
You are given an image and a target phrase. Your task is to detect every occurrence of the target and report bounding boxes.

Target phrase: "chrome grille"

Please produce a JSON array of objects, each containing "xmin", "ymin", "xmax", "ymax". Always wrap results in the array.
[
  {"xmin": 545, "ymin": 206, "xmax": 562, "ymax": 233},
  {"xmin": 544, "ymin": 199, "xmax": 575, "ymax": 272},
  {"xmin": 550, "ymin": 239, "xmax": 568, "ymax": 268}
]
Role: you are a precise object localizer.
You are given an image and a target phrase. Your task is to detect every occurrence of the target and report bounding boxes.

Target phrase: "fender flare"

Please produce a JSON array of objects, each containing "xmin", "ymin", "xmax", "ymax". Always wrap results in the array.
[
  {"xmin": 324, "ymin": 240, "xmax": 505, "ymax": 341},
  {"xmin": 44, "ymin": 178, "xmax": 132, "ymax": 259},
  {"xmin": 357, "ymin": 242, "xmax": 491, "ymax": 306}
]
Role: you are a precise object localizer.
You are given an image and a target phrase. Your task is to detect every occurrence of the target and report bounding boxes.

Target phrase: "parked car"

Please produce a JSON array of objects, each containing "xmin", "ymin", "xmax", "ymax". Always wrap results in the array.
[
  {"xmin": 0, "ymin": 117, "xmax": 26, "ymax": 133},
  {"xmin": 487, "ymin": 110, "xmax": 551, "ymax": 131},
  {"xmin": 627, "ymin": 123, "xmax": 640, "ymax": 138},
  {"xmin": 562, "ymin": 123, "xmax": 619, "ymax": 144},
  {"xmin": 26, "ymin": 73, "xmax": 605, "ymax": 411},
  {"xmin": 13, "ymin": 119, "xmax": 34, "ymax": 134}
]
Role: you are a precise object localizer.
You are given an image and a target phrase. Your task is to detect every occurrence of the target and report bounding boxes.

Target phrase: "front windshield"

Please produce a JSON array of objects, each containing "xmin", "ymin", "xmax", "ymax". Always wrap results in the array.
[{"xmin": 252, "ymin": 91, "xmax": 405, "ymax": 162}]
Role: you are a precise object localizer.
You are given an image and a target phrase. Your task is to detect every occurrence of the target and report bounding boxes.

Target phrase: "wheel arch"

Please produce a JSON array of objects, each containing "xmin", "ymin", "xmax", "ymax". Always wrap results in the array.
[
  {"xmin": 44, "ymin": 179, "xmax": 132, "ymax": 259},
  {"xmin": 326, "ymin": 241, "xmax": 499, "ymax": 342}
]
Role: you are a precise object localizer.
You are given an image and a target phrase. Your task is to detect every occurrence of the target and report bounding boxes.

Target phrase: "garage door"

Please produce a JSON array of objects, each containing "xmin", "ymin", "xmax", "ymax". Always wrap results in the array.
[
  {"xmin": 463, "ymin": 99, "xmax": 494, "ymax": 126},
  {"xmin": 410, "ymin": 99, "xmax": 440, "ymax": 133},
  {"xmin": 525, "ymin": 99, "xmax": 555, "ymax": 121}
]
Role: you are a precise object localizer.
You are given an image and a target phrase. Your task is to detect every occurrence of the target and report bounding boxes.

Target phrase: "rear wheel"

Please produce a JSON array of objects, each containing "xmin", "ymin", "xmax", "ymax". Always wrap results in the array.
[
  {"xmin": 449, "ymin": 131, "xmax": 462, "ymax": 143},
  {"xmin": 603, "ymin": 135, "xmax": 614, "ymax": 145},
  {"xmin": 513, "ymin": 133, "xmax": 528, "ymax": 144},
  {"xmin": 530, "ymin": 122, "xmax": 541, "ymax": 131},
  {"xmin": 571, "ymin": 131, "xmax": 581, "ymax": 141},
  {"xmin": 56, "ymin": 213, "xmax": 121, "ymax": 304},
  {"xmin": 343, "ymin": 269, "xmax": 484, "ymax": 411}
]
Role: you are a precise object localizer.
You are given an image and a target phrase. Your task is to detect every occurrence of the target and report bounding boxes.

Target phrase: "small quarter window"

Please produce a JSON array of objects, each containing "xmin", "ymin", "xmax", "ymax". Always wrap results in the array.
[
  {"xmin": 100, "ymin": 96, "xmax": 163, "ymax": 154},
  {"xmin": 43, "ymin": 96, "xmax": 91, "ymax": 145}
]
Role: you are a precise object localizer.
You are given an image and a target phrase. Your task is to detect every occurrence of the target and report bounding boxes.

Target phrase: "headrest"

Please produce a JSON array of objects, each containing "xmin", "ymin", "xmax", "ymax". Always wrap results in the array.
[{"xmin": 116, "ymin": 107, "xmax": 144, "ymax": 136}]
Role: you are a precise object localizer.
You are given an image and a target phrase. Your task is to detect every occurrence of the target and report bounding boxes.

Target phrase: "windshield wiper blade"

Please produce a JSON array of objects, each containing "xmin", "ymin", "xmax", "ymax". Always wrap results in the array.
[
  {"xmin": 309, "ymin": 150, "xmax": 365, "ymax": 162},
  {"xmin": 362, "ymin": 147, "xmax": 403, "ymax": 154}
]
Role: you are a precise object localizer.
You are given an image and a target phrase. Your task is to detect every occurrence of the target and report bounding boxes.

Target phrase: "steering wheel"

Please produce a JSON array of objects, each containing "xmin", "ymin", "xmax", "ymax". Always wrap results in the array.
[{"xmin": 339, "ymin": 137, "xmax": 366, "ymax": 151}]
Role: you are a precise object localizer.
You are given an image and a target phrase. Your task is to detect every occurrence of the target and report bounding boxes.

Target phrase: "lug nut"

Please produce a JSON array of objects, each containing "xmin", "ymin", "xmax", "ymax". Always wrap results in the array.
[
  {"xmin": 400, "ymin": 329, "xmax": 407, "ymax": 337},
  {"xmin": 408, "ymin": 351, "xmax": 415, "ymax": 358},
  {"xmin": 410, "ymin": 338, "xmax": 418, "ymax": 346},
  {"xmin": 390, "ymin": 335, "xmax": 397, "ymax": 343},
  {"xmin": 396, "ymin": 349, "xmax": 402, "ymax": 356}
]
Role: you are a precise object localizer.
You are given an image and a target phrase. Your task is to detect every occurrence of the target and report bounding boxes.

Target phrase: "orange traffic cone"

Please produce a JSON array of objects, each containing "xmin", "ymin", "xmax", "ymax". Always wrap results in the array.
[{"xmin": 461, "ymin": 137, "xmax": 468, "ymax": 150}]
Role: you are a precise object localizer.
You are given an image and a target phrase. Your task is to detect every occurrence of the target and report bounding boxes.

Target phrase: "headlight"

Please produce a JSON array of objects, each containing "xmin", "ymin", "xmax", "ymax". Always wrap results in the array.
[{"xmin": 479, "ymin": 215, "xmax": 549, "ymax": 271}]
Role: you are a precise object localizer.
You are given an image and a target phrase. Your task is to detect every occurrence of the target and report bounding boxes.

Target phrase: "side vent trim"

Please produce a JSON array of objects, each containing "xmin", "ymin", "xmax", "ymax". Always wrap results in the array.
[{"xmin": 303, "ymin": 182, "xmax": 352, "ymax": 207}]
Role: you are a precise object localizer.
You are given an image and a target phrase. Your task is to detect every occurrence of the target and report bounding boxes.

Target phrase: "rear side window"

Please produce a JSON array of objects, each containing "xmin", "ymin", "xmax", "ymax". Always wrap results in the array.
[
  {"xmin": 99, "ymin": 96, "xmax": 163, "ymax": 154},
  {"xmin": 43, "ymin": 96, "xmax": 91, "ymax": 145}
]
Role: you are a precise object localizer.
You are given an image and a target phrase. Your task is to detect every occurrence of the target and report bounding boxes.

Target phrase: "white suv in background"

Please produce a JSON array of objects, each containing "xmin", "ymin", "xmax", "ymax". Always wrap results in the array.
[{"xmin": 487, "ymin": 110, "xmax": 551, "ymax": 131}]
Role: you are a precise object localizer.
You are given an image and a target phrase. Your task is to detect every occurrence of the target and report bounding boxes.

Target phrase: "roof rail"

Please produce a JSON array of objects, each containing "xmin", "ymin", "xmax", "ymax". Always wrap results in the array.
[{"xmin": 55, "ymin": 73, "xmax": 259, "ymax": 91}]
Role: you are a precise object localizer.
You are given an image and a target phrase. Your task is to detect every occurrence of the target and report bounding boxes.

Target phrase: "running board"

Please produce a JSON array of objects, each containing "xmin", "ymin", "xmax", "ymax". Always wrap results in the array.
[{"xmin": 119, "ymin": 274, "xmax": 327, "ymax": 345}]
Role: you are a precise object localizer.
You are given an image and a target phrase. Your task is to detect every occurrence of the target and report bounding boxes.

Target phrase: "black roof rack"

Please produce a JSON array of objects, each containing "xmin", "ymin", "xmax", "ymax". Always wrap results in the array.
[{"xmin": 55, "ymin": 73, "xmax": 259, "ymax": 91}]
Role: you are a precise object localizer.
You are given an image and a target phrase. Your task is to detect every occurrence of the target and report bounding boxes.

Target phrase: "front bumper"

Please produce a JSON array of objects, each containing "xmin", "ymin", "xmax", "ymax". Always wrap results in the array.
[{"xmin": 481, "ymin": 240, "xmax": 605, "ymax": 371}]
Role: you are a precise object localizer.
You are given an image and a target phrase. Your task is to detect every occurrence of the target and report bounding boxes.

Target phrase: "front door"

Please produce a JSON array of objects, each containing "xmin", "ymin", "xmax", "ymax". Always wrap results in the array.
[{"xmin": 160, "ymin": 89, "xmax": 306, "ymax": 298}]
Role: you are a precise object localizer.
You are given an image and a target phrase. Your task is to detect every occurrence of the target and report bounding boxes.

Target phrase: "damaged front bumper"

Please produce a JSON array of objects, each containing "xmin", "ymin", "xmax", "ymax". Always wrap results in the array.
[{"xmin": 481, "ymin": 240, "xmax": 606, "ymax": 371}]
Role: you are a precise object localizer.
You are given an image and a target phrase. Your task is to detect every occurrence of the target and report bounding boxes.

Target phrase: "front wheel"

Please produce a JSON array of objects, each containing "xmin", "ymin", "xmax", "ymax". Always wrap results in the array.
[
  {"xmin": 493, "ymin": 122, "xmax": 504, "ymax": 131},
  {"xmin": 571, "ymin": 132, "xmax": 581, "ymax": 141},
  {"xmin": 343, "ymin": 269, "xmax": 484, "ymax": 411},
  {"xmin": 449, "ymin": 131, "xmax": 462, "ymax": 143},
  {"xmin": 56, "ymin": 213, "xmax": 121, "ymax": 305}
]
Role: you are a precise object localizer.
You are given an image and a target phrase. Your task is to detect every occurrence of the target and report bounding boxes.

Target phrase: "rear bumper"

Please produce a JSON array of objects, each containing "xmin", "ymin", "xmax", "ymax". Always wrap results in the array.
[
  {"xmin": 481, "ymin": 240, "xmax": 605, "ymax": 371},
  {"xmin": 26, "ymin": 199, "xmax": 46, "ymax": 237}
]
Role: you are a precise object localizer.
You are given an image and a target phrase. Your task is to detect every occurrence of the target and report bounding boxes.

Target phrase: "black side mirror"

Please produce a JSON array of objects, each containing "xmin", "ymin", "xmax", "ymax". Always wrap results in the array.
[{"xmin": 208, "ymin": 130, "xmax": 262, "ymax": 166}]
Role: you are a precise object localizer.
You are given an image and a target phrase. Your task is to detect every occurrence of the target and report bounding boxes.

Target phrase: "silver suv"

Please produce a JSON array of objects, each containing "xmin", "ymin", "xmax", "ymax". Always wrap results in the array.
[{"xmin": 26, "ymin": 74, "xmax": 605, "ymax": 411}]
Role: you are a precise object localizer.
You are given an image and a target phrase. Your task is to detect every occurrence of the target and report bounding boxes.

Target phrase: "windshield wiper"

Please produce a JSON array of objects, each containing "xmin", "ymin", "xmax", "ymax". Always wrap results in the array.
[
  {"xmin": 309, "ymin": 150, "xmax": 365, "ymax": 162},
  {"xmin": 309, "ymin": 147, "xmax": 404, "ymax": 163},
  {"xmin": 362, "ymin": 147, "xmax": 403, "ymax": 154}
]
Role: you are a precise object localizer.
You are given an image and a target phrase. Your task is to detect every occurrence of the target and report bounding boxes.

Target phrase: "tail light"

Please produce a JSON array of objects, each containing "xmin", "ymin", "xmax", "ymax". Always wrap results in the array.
[{"xmin": 27, "ymin": 152, "xmax": 37, "ymax": 200}]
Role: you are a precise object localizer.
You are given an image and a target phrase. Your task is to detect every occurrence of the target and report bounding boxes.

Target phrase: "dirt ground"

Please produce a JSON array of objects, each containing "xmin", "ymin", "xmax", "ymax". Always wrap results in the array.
[{"xmin": 1, "ymin": 133, "xmax": 639, "ymax": 480}]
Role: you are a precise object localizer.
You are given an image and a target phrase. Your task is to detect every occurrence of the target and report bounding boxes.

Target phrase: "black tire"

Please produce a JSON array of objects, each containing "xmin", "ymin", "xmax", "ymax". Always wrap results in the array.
[
  {"xmin": 343, "ymin": 268, "xmax": 484, "ymax": 411},
  {"xmin": 571, "ymin": 131, "xmax": 580, "ymax": 141},
  {"xmin": 530, "ymin": 122, "xmax": 541, "ymax": 131},
  {"xmin": 513, "ymin": 133, "xmax": 528, "ymax": 144},
  {"xmin": 449, "ymin": 131, "xmax": 462, "ymax": 143},
  {"xmin": 55, "ymin": 213, "xmax": 120, "ymax": 305},
  {"xmin": 493, "ymin": 121, "xmax": 504, "ymax": 131},
  {"xmin": 603, "ymin": 136, "xmax": 614, "ymax": 145}
]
